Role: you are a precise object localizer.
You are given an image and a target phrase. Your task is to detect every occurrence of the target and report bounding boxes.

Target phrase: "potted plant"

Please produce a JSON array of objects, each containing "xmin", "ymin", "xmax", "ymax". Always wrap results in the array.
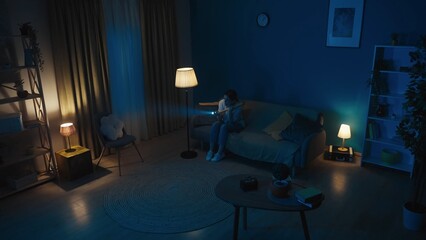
[
  {"xmin": 272, "ymin": 163, "xmax": 291, "ymax": 181},
  {"xmin": 0, "ymin": 79, "xmax": 29, "ymax": 98},
  {"xmin": 391, "ymin": 33, "xmax": 399, "ymax": 46},
  {"xmin": 270, "ymin": 163, "xmax": 291, "ymax": 198},
  {"xmin": 14, "ymin": 79, "xmax": 29, "ymax": 98},
  {"xmin": 19, "ymin": 22, "xmax": 32, "ymax": 36},
  {"xmin": 18, "ymin": 22, "xmax": 44, "ymax": 71},
  {"xmin": 396, "ymin": 35, "xmax": 426, "ymax": 231}
]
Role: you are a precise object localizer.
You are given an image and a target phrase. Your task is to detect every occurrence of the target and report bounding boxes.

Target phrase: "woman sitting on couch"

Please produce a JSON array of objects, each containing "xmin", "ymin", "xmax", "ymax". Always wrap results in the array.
[{"xmin": 206, "ymin": 89, "xmax": 245, "ymax": 162}]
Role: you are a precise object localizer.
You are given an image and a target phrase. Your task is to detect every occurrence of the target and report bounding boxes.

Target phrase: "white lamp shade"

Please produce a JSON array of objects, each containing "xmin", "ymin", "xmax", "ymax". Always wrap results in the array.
[
  {"xmin": 175, "ymin": 67, "xmax": 198, "ymax": 88},
  {"xmin": 60, "ymin": 122, "xmax": 76, "ymax": 137},
  {"xmin": 337, "ymin": 124, "xmax": 351, "ymax": 139}
]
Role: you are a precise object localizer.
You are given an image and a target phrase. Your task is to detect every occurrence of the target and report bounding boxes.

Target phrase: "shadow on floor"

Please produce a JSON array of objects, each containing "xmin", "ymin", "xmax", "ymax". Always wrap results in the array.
[{"xmin": 54, "ymin": 166, "xmax": 112, "ymax": 191}]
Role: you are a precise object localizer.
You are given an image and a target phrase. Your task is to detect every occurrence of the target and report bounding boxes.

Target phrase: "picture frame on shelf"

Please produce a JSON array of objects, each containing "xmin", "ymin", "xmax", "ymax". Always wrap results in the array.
[{"xmin": 326, "ymin": 0, "xmax": 365, "ymax": 48}]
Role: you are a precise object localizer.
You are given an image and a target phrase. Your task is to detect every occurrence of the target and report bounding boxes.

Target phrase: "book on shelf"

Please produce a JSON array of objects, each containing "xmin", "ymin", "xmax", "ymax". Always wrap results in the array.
[
  {"xmin": 368, "ymin": 121, "xmax": 380, "ymax": 139},
  {"xmin": 295, "ymin": 187, "xmax": 323, "ymax": 207}
]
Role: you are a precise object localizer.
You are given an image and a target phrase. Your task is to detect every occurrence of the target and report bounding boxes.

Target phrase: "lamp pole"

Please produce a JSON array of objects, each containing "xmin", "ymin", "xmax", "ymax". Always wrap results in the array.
[{"xmin": 181, "ymin": 88, "xmax": 197, "ymax": 159}]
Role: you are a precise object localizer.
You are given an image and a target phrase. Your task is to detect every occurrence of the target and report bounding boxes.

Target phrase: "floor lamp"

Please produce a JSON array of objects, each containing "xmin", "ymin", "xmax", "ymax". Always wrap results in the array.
[{"xmin": 175, "ymin": 67, "xmax": 198, "ymax": 159}]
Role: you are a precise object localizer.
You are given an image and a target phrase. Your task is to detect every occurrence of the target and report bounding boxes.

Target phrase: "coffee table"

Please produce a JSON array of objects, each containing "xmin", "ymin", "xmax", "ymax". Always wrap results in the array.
[{"xmin": 215, "ymin": 174, "xmax": 323, "ymax": 240}]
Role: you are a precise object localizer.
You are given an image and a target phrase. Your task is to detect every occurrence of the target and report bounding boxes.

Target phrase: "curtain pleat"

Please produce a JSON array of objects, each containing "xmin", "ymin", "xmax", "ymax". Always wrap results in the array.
[
  {"xmin": 102, "ymin": 0, "xmax": 148, "ymax": 141},
  {"xmin": 49, "ymin": 0, "xmax": 110, "ymax": 157},
  {"xmin": 140, "ymin": 0, "xmax": 184, "ymax": 137}
]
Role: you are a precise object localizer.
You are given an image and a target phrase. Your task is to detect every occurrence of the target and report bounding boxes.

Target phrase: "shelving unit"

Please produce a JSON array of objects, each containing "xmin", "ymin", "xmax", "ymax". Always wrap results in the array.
[
  {"xmin": 362, "ymin": 45, "xmax": 415, "ymax": 176},
  {"xmin": 0, "ymin": 34, "xmax": 56, "ymax": 198}
]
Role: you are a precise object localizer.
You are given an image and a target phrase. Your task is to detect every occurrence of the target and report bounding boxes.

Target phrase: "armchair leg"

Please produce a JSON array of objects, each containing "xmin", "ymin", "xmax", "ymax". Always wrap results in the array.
[
  {"xmin": 96, "ymin": 147, "xmax": 107, "ymax": 167},
  {"xmin": 132, "ymin": 142, "xmax": 144, "ymax": 163},
  {"xmin": 117, "ymin": 148, "xmax": 121, "ymax": 176}
]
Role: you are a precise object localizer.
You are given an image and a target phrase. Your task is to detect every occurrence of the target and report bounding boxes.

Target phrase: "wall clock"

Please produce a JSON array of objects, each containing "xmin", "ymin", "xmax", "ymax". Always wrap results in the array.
[{"xmin": 257, "ymin": 13, "xmax": 269, "ymax": 27}]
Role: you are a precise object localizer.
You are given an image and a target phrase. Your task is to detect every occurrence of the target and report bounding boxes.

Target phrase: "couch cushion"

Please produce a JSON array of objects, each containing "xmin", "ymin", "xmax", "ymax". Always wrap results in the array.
[
  {"xmin": 242, "ymin": 100, "xmax": 320, "ymax": 131},
  {"xmin": 263, "ymin": 111, "xmax": 293, "ymax": 141},
  {"xmin": 280, "ymin": 113, "xmax": 322, "ymax": 144},
  {"xmin": 193, "ymin": 114, "xmax": 216, "ymax": 127},
  {"xmin": 227, "ymin": 131, "xmax": 300, "ymax": 165}
]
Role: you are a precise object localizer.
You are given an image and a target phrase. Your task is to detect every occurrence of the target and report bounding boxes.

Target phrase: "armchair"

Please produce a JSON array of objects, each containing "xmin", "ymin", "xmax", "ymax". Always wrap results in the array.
[{"xmin": 95, "ymin": 112, "xmax": 144, "ymax": 176}]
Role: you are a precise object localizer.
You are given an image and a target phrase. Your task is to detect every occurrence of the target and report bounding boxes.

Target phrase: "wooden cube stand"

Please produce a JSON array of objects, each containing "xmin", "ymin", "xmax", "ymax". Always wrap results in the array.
[
  {"xmin": 55, "ymin": 146, "xmax": 93, "ymax": 181},
  {"xmin": 324, "ymin": 145, "xmax": 354, "ymax": 162}
]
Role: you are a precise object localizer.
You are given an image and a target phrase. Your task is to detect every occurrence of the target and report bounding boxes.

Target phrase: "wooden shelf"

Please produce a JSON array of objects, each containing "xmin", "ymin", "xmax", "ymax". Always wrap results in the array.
[
  {"xmin": 0, "ymin": 173, "xmax": 56, "ymax": 199},
  {"xmin": 0, "ymin": 147, "xmax": 50, "ymax": 168},
  {"xmin": 365, "ymin": 137, "xmax": 405, "ymax": 147},
  {"xmin": 362, "ymin": 45, "xmax": 415, "ymax": 176},
  {"xmin": 0, "ymin": 93, "xmax": 41, "ymax": 105},
  {"xmin": 370, "ymin": 93, "xmax": 404, "ymax": 99},
  {"xmin": 362, "ymin": 156, "xmax": 413, "ymax": 174},
  {"xmin": 0, "ymin": 32, "xmax": 55, "ymax": 198},
  {"xmin": 379, "ymin": 70, "xmax": 410, "ymax": 75},
  {"xmin": 0, "ymin": 65, "xmax": 35, "ymax": 73},
  {"xmin": 367, "ymin": 115, "xmax": 401, "ymax": 123}
]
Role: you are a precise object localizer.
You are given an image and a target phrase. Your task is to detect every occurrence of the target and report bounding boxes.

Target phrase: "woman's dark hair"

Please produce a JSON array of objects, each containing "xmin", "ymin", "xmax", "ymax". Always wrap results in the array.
[{"xmin": 225, "ymin": 89, "xmax": 238, "ymax": 102}]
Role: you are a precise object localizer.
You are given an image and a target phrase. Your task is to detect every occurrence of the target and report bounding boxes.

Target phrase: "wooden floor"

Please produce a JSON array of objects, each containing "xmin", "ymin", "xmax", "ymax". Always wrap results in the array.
[{"xmin": 0, "ymin": 129, "xmax": 425, "ymax": 240}]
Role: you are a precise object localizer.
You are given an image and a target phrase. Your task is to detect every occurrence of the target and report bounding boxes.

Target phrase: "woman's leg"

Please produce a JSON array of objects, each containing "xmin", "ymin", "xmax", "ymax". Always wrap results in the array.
[
  {"xmin": 217, "ymin": 124, "xmax": 229, "ymax": 154},
  {"xmin": 209, "ymin": 121, "xmax": 221, "ymax": 151},
  {"xmin": 212, "ymin": 124, "xmax": 228, "ymax": 161},
  {"xmin": 207, "ymin": 121, "xmax": 220, "ymax": 160}
]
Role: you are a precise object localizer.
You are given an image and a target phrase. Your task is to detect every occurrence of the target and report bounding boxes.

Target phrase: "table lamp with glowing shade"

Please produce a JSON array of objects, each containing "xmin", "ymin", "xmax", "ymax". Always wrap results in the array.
[
  {"xmin": 60, "ymin": 122, "xmax": 76, "ymax": 153},
  {"xmin": 175, "ymin": 67, "xmax": 198, "ymax": 159},
  {"xmin": 337, "ymin": 124, "xmax": 351, "ymax": 152}
]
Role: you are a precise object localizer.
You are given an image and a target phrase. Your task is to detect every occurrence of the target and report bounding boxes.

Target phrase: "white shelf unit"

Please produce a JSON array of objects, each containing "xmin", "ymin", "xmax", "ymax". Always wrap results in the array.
[
  {"xmin": 362, "ymin": 45, "xmax": 415, "ymax": 176},
  {"xmin": 0, "ymin": 34, "xmax": 56, "ymax": 198}
]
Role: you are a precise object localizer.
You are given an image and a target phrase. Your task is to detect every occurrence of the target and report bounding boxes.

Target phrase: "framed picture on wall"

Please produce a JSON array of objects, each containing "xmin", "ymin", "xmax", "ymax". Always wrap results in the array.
[{"xmin": 326, "ymin": 0, "xmax": 364, "ymax": 48}]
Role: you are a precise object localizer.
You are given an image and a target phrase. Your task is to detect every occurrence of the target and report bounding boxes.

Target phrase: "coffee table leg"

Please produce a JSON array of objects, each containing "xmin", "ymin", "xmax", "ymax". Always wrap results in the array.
[
  {"xmin": 300, "ymin": 211, "xmax": 311, "ymax": 240},
  {"xmin": 243, "ymin": 207, "xmax": 247, "ymax": 230},
  {"xmin": 233, "ymin": 206, "xmax": 240, "ymax": 240}
]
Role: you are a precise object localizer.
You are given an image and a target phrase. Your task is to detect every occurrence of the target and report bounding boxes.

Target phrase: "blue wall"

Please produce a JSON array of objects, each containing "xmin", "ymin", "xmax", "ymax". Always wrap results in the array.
[{"xmin": 189, "ymin": 0, "xmax": 426, "ymax": 151}]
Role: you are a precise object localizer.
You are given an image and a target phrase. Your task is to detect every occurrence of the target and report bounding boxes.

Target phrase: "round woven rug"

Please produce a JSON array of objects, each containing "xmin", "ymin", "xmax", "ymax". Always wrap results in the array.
[{"xmin": 104, "ymin": 160, "xmax": 235, "ymax": 233}]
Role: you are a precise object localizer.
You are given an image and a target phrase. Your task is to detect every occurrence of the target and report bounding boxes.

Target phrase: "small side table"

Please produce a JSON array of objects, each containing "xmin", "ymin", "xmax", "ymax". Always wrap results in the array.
[
  {"xmin": 323, "ymin": 145, "xmax": 354, "ymax": 162},
  {"xmin": 55, "ymin": 145, "xmax": 93, "ymax": 181}
]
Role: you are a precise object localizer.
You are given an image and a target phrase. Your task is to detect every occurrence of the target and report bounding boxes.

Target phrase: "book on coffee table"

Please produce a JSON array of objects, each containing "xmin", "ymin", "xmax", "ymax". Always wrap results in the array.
[{"xmin": 295, "ymin": 187, "xmax": 323, "ymax": 204}]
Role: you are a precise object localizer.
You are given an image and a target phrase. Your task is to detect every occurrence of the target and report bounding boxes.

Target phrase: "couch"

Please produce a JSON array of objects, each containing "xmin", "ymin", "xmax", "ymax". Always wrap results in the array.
[{"xmin": 190, "ymin": 100, "xmax": 326, "ymax": 172}]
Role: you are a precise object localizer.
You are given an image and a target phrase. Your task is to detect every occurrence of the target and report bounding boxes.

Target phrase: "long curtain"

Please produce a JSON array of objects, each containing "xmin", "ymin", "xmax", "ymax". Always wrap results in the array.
[
  {"xmin": 102, "ymin": 0, "xmax": 148, "ymax": 141},
  {"xmin": 49, "ymin": 0, "xmax": 184, "ymax": 155},
  {"xmin": 140, "ymin": 0, "xmax": 185, "ymax": 137},
  {"xmin": 49, "ymin": 0, "xmax": 110, "ymax": 157}
]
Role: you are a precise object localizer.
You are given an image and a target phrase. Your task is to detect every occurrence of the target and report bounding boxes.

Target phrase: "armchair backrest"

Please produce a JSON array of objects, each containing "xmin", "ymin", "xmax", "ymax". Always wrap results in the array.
[
  {"xmin": 95, "ymin": 112, "xmax": 110, "ymax": 145},
  {"xmin": 95, "ymin": 112, "xmax": 127, "ymax": 143}
]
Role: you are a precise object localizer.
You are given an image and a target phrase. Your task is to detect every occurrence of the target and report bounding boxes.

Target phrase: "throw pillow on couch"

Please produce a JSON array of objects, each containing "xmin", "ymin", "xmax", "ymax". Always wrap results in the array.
[
  {"xmin": 280, "ymin": 113, "xmax": 322, "ymax": 144},
  {"xmin": 263, "ymin": 111, "xmax": 293, "ymax": 141}
]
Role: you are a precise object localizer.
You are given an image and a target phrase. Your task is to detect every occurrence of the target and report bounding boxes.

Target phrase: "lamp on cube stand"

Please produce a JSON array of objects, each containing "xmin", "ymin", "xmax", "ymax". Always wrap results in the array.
[
  {"xmin": 60, "ymin": 122, "xmax": 76, "ymax": 153},
  {"xmin": 337, "ymin": 124, "xmax": 351, "ymax": 152},
  {"xmin": 175, "ymin": 67, "xmax": 198, "ymax": 159}
]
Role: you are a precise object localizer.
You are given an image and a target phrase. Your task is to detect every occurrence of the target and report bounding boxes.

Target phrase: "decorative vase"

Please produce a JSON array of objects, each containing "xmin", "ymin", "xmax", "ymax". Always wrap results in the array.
[
  {"xmin": 270, "ymin": 180, "xmax": 291, "ymax": 198},
  {"xmin": 403, "ymin": 202, "xmax": 426, "ymax": 231},
  {"xmin": 376, "ymin": 104, "xmax": 387, "ymax": 117},
  {"xmin": 24, "ymin": 49, "xmax": 34, "ymax": 67},
  {"xmin": 392, "ymin": 39, "xmax": 398, "ymax": 46}
]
